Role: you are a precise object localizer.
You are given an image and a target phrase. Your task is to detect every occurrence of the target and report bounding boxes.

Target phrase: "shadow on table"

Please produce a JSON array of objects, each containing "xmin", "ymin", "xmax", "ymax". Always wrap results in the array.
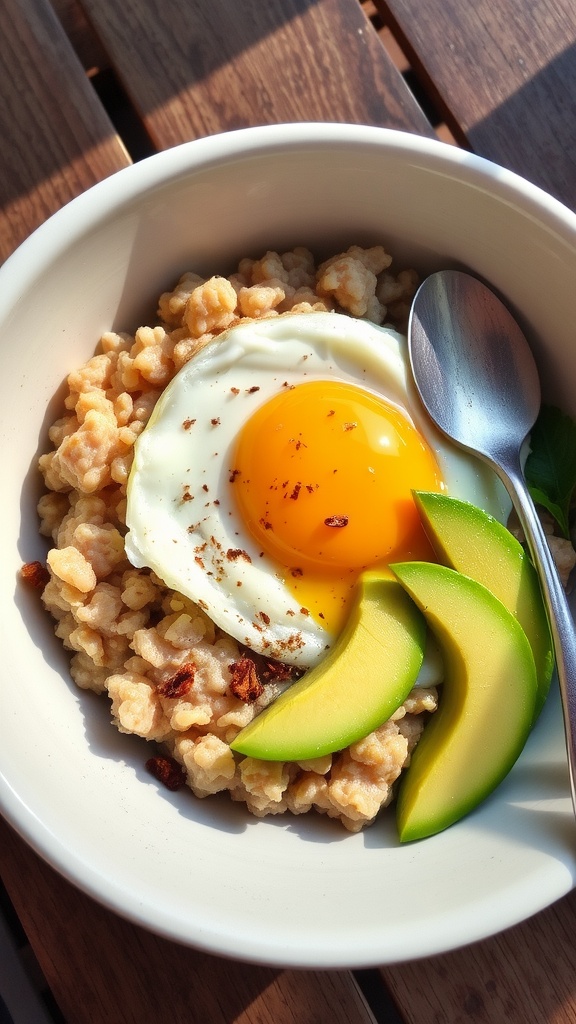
[
  {"xmin": 468, "ymin": 41, "xmax": 576, "ymax": 211},
  {"xmin": 0, "ymin": 0, "xmax": 325, "ymax": 254}
]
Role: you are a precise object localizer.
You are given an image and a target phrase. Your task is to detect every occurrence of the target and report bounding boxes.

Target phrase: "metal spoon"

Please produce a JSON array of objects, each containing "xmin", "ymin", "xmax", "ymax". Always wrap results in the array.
[{"xmin": 408, "ymin": 269, "xmax": 576, "ymax": 810}]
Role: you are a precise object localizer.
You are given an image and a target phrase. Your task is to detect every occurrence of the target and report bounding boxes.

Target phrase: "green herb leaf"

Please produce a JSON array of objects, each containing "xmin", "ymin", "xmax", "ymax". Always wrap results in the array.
[{"xmin": 525, "ymin": 404, "xmax": 576, "ymax": 538}]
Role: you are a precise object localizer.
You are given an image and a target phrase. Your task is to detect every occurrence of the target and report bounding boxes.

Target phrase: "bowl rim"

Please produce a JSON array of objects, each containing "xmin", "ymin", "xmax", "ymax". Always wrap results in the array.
[{"xmin": 3, "ymin": 122, "xmax": 576, "ymax": 305}]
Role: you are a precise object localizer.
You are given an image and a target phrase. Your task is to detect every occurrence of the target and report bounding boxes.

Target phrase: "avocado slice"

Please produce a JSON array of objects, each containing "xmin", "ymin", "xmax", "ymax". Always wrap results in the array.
[
  {"xmin": 391, "ymin": 561, "xmax": 538, "ymax": 842},
  {"xmin": 414, "ymin": 490, "xmax": 553, "ymax": 717},
  {"xmin": 230, "ymin": 573, "xmax": 426, "ymax": 761}
]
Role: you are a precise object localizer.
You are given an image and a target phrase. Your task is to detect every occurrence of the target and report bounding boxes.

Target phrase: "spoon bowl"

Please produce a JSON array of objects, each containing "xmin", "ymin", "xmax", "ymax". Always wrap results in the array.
[
  {"xmin": 409, "ymin": 270, "xmax": 541, "ymax": 465},
  {"xmin": 409, "ymin": 270, "xmax": 576, "ymax": 812}
]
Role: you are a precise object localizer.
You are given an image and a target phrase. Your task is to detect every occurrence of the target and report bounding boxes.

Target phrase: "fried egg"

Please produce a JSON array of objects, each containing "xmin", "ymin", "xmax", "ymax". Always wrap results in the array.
[{"xmin": 125, "ymin": 312, "xmax": 509, "ymax": 667}]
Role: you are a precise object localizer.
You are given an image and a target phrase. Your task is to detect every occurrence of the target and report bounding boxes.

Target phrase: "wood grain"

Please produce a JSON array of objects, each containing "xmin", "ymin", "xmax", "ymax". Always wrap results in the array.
[
  {"xmin": 374, "ymin": 0, "xmax": 576, "ymax": 209},
  {"xmin": 0, "ymin": 0, "xmax": 129, "ymax": 262},
  {"xmin": 51, "ymin": 0, "xmax": 109, "ymax": 71},
  {"xmin": 0, "ymin": 818, "xmax": 377, "ymax": 1024},
  {"xmin": 77, "ymin": 0, "xmax": 435, "ymax": 149},
  {"xmin": 381, "ymin": 889, "xmax": 576, "ymax": 1023}
]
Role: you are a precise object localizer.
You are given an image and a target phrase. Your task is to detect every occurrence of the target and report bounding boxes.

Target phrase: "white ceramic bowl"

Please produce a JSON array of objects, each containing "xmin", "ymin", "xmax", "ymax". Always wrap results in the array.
[{"xmin": 1, "ymin": 123, "xmax": 576, "ymax": 968}]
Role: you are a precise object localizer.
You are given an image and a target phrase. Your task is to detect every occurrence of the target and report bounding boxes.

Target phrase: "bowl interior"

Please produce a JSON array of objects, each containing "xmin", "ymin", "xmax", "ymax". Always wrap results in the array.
[{"xmin": 1, "ymin": 125, "xmax": 575, "ymax": 967}]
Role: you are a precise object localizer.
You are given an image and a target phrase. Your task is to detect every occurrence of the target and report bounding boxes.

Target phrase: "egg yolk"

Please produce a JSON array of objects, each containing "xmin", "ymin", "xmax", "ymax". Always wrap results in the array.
[{"xmin": 231, "ymin": 380, "xmax": 444, "ymax": 633}]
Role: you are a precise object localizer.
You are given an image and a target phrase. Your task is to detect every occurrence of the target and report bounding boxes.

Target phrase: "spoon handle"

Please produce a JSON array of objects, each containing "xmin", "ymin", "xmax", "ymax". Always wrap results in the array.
[{"xmin": 502, "ymin": 455, "xmax": 576, "ymax": 802}]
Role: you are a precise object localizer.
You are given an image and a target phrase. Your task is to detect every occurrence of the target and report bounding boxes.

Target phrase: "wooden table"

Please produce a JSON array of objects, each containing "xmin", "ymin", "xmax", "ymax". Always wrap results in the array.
[{"xmin": 2, "ymin": 0, "xmax": 576, "ymax": 1020}]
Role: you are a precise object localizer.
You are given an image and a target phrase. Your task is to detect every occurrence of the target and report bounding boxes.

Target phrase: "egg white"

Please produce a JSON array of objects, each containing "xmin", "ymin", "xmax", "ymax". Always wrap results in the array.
[{"xmin": 125, "ymin": 312, "xmax": 510, "ymax": 667}]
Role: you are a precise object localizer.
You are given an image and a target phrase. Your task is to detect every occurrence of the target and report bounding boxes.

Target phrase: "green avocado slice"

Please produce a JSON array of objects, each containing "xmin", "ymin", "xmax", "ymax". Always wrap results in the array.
[
  {"xmin": 230, "ymin": 573, "xmax": 426, "ymax": 762},
  {"xmin": 413, "ymin": 490, "xmax": 553, "ymax": 718},
  {"xmin": 391, "ymin": 561, "xmax": 538, "ymax": 842}
]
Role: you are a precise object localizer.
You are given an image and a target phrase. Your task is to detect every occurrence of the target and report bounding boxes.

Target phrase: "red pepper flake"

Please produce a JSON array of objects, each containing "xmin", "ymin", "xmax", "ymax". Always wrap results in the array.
[
  {"xmin": 300, "ymin": 606, "xmax": 310, "ymax": 616},
  {"xmin": 343, "ymin": 422, "xmax": 357, "ymax": 431},
  {"xmin": 213, "ymin": 499, "xmax": 220, "ymax": 506},
  {"xmin": 258, "ymin": 611, "xmax": 271, "ymax": 625},
  {"xmin": 282, "ymin": 632, "xmax": 305, "ymax": 652},
  {"xmin": 237, "ymin": 647, "xmax": 304, "ymax": 686},
  {"xmin": 226, "ymin": 548, "xmax": 252, "ymax": 563},
  {"xmin": 261, "ymin": 660, "xmax": 295, "ymax": 682},
  {"xmin": 289, "ymin": 482, "xmax": 302, "ymax": 501},
  {"xmin": 202, "ymin": 484, "xmax": 209, "ymax": 492},
  {"xmin": 286, "ymin": 609, "xmax": 295, "ymax": 616},
  {"xmin": 20, "ymin": 560, "xmax": 50, "ymax": 588},
  {"xmin": 229, "ymin": 468, "xmax": 241, "ymax": 483},
  {"xmin": 230, "ymin": 387, "xmax": 240, "ymax": 395},
  {"xmin": 182, "ymin": 418, "xmax": 196, "ymax": 430},
  {"xmin": 259, "ymin": 517, "xmax": 273, "ymax": 530},
  {"xmin": 157, "ymin": 663, "xmax": 196, "ymax": 699},
  {"xmin": 229, "ymin": 657, "xmax": 264, "ymax": 702},
  {"xmin": 145, "ymin": 755, "xmax": 186, "ymax": 791},
  {"xmin": 327, "ymin": 410, "xmax": 335, "ymax": 417},
  {"xmin": 324, "ymin": 515, "xmax": 349, "ymax": 528},
  {"xmin": 291, "ymin": 567, "xmax": 303, "ymax": 578},
  {"xmin": 305, "ymin": 484, "xmax": 318, "ymax": 493},
  {"xmin": 194, "ymin": 556, "xmax": 205, "ymax": 569},
  {"xmin": 211, "ymin": 417, "xmax": 220, "ymax": 426},
  {"xmin": 246, "ymin": 386, "xmax": 260, "ymax": 394}
]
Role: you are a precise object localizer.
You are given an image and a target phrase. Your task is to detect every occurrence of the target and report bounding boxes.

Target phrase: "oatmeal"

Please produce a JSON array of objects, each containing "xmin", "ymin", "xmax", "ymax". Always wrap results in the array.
[{"xmin": 32, "ymin": 244, "xmax": 437, "ymax": 832}]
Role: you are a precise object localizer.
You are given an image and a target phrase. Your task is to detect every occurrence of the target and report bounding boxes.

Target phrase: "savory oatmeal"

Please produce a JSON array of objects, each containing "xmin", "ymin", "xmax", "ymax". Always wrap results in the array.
[{"xmin": 31, "ymin": 244, "xmax": 442, "ymax": 832}]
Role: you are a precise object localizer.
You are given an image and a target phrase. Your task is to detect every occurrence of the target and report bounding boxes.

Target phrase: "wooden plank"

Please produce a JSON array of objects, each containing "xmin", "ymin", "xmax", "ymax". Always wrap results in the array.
[
  {"xmin": 77, "ymin": 0, "xmax": 435, "ymax": 149},
  {"xmin": 51, "ymin": 0, "xmax": 109, "ymax": 71},
  {"xmin": 381, "ymin": 890, "xmax": 576, "ymax": 1023},
  {"xmin": 374, "ymin": 0, "xmax": 576, "ymax": 210},
  {"xmin": 0, "ymin": 0, "xmax": 130, "ymax": 262},
  {"xmin": 0, "ymin": 818, "xmax": 377, "ymax": 1024}
]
